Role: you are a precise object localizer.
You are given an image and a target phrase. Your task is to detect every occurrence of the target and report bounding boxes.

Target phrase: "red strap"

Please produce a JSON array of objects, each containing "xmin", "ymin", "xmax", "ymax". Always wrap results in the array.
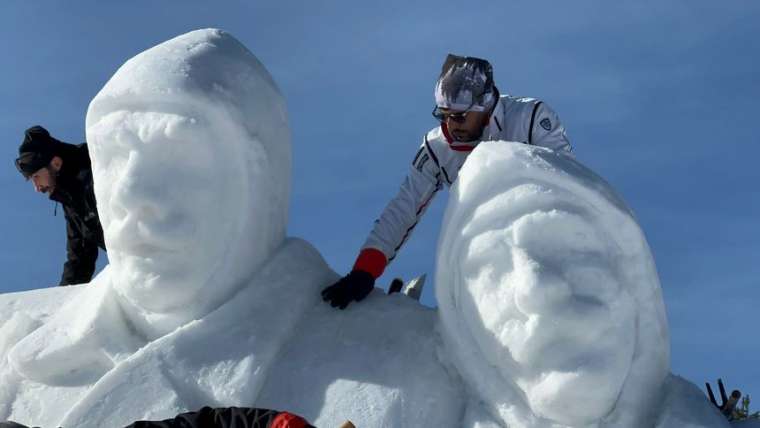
[
  {"xmin": 353, "ymin": 248, "xmax": 387, "ymax": 278},
  {"xmin": 271, "ymin": 412, "xmax": 310, "ymax": 428}
]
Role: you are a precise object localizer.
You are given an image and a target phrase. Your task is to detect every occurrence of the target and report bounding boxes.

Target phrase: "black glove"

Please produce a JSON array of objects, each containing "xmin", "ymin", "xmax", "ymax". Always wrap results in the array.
[{"xmin": 321, "ymin": 270, "xmax": 375, "ymax": 310}]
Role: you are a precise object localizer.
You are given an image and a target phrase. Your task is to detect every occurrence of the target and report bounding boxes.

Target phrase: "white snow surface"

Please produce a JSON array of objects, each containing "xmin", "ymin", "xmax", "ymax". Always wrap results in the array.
[
  {"xmin": 0, "ymin": 29, "xmax": 730, "ymax": 428},
  {"xmin": 86, "ymin": 27, "xmax": 292, "ymax": 338},
  {"xmin": 436, "ymin": 142, "xmax": 727, "ymax": 428}
]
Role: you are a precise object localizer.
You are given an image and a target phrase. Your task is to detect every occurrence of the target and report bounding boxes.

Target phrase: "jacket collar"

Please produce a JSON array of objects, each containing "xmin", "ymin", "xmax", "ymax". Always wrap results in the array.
[
  {"xmin": 48, "ymin": 158, "xmax": 86, "ymax": 204},
  {"xmin": 483, "ymin": 95, "xmax": 505, "ymax": 140}
]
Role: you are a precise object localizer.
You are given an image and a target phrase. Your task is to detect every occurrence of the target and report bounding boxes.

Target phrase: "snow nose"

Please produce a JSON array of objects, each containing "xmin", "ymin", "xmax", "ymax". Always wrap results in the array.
[{"xmin": 108, "ymin": 150, "xmax": 166, "ymax": 223}]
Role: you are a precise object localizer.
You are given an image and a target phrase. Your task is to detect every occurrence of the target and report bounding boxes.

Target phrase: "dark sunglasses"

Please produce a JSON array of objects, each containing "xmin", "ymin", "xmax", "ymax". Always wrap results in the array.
[
  {"xmin": 14, "ymin": 152, "xmax": 49, "ymax": 179},
  {"xmin": 432, "ymin": 106, "xmax": 470, "ymax": 123}
]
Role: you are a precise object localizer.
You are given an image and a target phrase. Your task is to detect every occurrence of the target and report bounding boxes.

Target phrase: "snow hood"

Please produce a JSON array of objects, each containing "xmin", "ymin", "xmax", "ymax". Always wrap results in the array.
[
  {"xmin": 436, "ymin": 142, "xmax": 670, "ymax": 427},
  {"xmin": 85, "ymin": 28, "xmax": 291, "ymax": 335}
]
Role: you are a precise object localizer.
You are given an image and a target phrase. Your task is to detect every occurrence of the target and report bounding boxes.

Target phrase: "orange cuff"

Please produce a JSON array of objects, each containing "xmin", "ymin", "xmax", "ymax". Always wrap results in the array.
[
  {"xmin": 353, "ymin": 248, "xmax": 388, "ymax": 279},
  {"xmin": 271, "ymin": 411, "xmax": 310, "ymax": 428}
]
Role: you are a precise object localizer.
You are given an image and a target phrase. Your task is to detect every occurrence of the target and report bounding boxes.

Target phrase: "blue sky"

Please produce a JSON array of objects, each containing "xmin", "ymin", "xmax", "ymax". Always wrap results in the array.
[{"xmin": 2, "ymin": 0, "xmax": 759, "ymax": 407}]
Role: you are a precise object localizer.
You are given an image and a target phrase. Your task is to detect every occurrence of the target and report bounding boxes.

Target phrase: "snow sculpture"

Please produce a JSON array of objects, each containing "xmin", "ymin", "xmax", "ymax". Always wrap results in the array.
[
  {"xmin": 435, "ymin": 142, "xmax": 664, "ymax": 426},
  {"xmin": 85, "ymin": 26, "xmax": 292, "ymax": 338},
  {"xmin": 0, "ymin": 29, "xmax": 462, "ymax": 428},
  {"xmin": 436, "ymin": 142, "xmax": 726, "ymax": 428},
  {"xmin": 0, "ymin": 29, "xmax": 730, "ymax": 428}
]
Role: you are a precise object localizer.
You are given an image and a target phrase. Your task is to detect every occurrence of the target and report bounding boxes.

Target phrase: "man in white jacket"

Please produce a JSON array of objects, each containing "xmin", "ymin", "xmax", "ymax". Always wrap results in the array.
[{"xmin": 322, "ymin": 54, "xmax": 573, "ymax": 309}]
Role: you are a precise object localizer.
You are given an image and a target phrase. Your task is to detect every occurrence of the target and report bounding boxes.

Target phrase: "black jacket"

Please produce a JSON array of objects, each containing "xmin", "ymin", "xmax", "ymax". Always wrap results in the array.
[
  {"xmin": 48, "ymin": 142, "xmax": 105, "ymax": 286},
  {"xmin": 125, "ymin": 407, "xmax": 315, "ymax": 428},
  {"xmin": 0, "ymin": 407, "xmax": 315, "ymax": 428}
]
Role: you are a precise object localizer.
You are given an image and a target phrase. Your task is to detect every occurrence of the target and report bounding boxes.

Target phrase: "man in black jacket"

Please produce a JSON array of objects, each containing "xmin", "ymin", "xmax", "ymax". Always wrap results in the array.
[{"xmin": 15, "ymin": 125, "xmax": 105, "ymax": 286}]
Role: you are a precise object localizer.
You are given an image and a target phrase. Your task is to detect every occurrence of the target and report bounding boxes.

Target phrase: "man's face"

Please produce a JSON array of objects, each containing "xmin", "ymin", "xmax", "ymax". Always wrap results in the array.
[
  {"xmin": 90, "ymin": 111, "xmax": 237, "ymax": 309},
  {"xmin": 30, "ymin": 166, "xmax": 56, "ymax": 195},
  {"xmin": 440, "ymin": 108, "xmax": 490, "ymax": 142}
]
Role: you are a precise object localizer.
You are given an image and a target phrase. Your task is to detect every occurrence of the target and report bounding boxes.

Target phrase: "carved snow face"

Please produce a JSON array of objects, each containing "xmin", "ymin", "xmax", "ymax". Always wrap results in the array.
[
  {"xmin": 85, "ymin": 30, "xmax": 291, "ymax": 333},
  {"xmin": 453, "ymin": 196, "xmax": 635, "ymax": 424},
  {"xmin": 436, "ymin": 143, "xmax": 667, "ymax": 426},
  {"xmin": 89, "ymin": 110, "xmax": 251, "ymax": 314}
]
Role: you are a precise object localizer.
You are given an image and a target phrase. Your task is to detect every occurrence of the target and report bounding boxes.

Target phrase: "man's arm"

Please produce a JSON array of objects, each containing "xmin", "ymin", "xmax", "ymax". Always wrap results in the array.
[
  {"xmin": 529, "ymin": 101, "xmax": 573, "ymax": 153},
  {"xmin": 355, "ymin": 137, "xmax": 443, "ymax": 277},
  {"xmin": 322, "ymin": 137, "xmax": 442, "ymax": 309},
  {"xmin": 60, "ymin": 217, "xmax": 98, "ymax": 286}
]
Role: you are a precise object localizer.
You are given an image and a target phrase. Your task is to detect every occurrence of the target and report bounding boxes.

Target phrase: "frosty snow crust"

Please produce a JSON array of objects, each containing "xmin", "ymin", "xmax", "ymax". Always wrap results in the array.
[
  {"xmin": 0, "ymin": 29, "xmax": 729, "ymax": 428},
  {"xmin": 85, "ymin": 28, "xmax": 292, "ymax": 337},
  {"xmin": 437, "ymin": 142, "xmax": 713, "ymax": 427}
]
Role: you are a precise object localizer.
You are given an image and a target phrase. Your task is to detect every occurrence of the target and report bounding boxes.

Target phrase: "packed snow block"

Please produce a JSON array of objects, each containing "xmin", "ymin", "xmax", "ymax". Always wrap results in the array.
[
  {"xmin": 57, "ymin": 238, "xmax": 337, "ymax": 427},
  {"xmin": 0, "ymin": 285, "xmax": 92, "ymax": 427},
  {"xmin": 436, "ymin": 142, "xmax": 672, "ymax": 427},
  {"xmin": 8, "ymin": 270, "xmax": 142, "ymax": 386},
  {"xmin": 655, "ymin": 374, "xmax": 729, "ymax": 428},
  {"xmin": 255, "ymin": 291, "xmax": 464, "ymax": 428}
]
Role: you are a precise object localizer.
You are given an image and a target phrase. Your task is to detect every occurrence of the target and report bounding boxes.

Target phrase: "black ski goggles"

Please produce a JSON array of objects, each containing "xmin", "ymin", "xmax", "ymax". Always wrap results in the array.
[{"xmin": 15, "ymin": 152, "xmax": 52, "ymax": 179}]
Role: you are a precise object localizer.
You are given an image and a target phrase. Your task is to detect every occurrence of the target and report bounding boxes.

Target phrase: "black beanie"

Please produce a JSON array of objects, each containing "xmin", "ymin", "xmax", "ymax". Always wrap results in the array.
[{"xmin": 15, "ymin": 126, "xmax": 60, "ymax": 179}]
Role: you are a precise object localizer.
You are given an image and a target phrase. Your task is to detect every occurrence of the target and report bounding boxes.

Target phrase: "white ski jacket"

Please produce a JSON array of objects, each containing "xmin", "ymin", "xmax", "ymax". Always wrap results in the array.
[{"xmin": 355, "ymin": 95, "xmax": 573, "ymax": 277}]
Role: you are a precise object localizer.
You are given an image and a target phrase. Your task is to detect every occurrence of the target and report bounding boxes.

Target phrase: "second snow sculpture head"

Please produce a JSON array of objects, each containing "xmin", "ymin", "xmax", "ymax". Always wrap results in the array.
[
  {"xmin": 436, "ymin": 143, "xmax": 670, "ymax": 427},
  {"xmin": 85, "ymin": 29, "xmax": 291, "ymax": 334}
]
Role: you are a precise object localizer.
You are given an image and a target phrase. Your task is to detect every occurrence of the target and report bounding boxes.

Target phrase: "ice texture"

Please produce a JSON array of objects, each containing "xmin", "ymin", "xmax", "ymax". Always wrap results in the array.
[
  {"xmin": 655, "ymin": 375, "xmax": 733, "ymax": 427},
  {"xmin": 85, "ymin": 27, "xmax": 292, "ymax": 338},
  {"xmin": 0, "ymin": 29, "xmax": 732, "ymax": 428},
  {"xmin": 436, "ymin": 142, "xmax": 726, "ymax": 427}
]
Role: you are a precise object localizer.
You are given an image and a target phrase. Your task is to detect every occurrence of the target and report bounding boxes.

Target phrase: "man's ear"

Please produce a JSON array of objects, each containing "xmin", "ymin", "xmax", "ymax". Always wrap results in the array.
[
  {"xmin": 481, "ymin": 111, "xmax": 491, "ymax": 128},
  {"xmin": 49, "ymin": 156, "xmax": 63, "ymax": 172}
]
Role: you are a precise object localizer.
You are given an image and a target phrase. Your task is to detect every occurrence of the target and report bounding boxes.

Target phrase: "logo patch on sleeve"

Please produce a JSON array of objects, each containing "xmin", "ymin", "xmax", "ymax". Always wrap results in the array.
[{"xmin": 540, "ymin": 118, "xmax": 552, "ymax": 131}]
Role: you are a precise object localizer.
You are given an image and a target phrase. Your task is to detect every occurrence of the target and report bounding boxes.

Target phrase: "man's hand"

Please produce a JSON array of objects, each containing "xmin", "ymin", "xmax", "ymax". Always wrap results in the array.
[{"xmin": 321, "ymin": 270, "xmax": 375, "ymax": 310}]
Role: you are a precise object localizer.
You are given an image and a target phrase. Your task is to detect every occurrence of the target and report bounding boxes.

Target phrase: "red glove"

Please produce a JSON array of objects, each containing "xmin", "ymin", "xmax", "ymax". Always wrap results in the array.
[
  {"xmin": 352, "ymin": 248, "xmax": 387, "ymax": 278},
  {"xmin": 271, "ymin": 411, "xmax": 313, "ymax": 428}
]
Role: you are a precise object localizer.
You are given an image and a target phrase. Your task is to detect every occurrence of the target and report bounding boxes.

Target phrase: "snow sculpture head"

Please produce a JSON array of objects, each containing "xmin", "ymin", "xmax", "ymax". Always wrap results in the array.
[
  {"xmin": 85, "ymin": 29, "xmax": 290, "ymax": 335},
  {"xmin": 436, "ymin": 143, "xmax": 670, "ymax": 427}
]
